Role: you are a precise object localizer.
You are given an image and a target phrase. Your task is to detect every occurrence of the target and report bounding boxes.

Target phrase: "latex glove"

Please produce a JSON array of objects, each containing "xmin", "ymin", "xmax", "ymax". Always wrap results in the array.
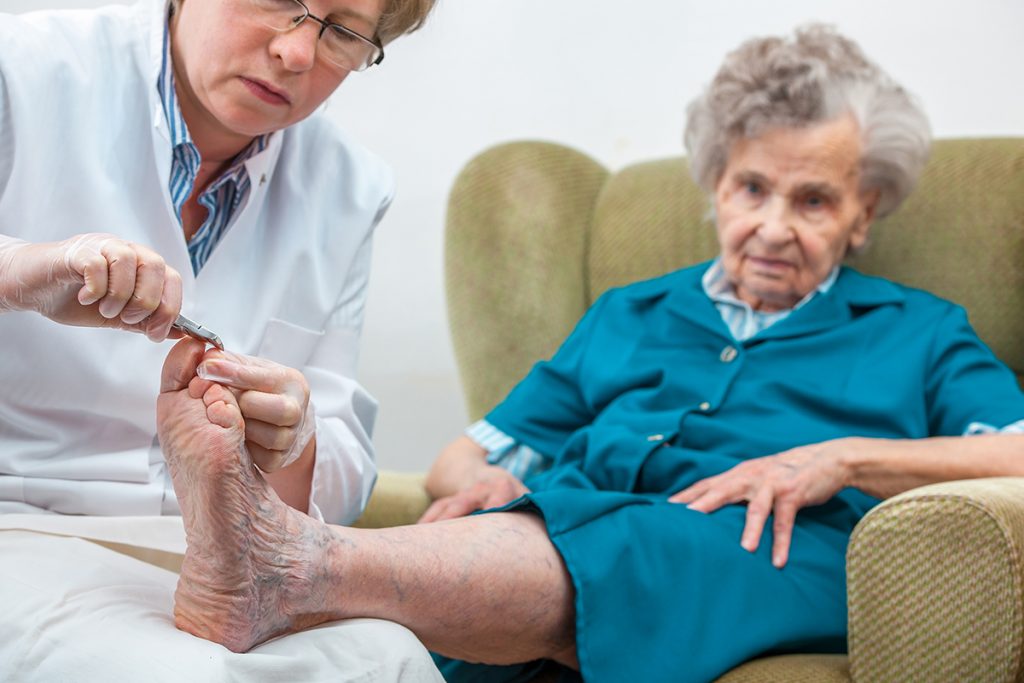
[
  {"xmin": 668, "ymin": 439, "xmax": 851, "ymax": 569},
  {"xmin": 197, "ymin": 350, "xmax": 315, "ymax": 472},
  {"xmin": 418, "ymin": 466, "xmax": 530, "ymax": 523},
  {"xmin": 0, "ymin": 233, "xmax": 183, "ymax": 341}
]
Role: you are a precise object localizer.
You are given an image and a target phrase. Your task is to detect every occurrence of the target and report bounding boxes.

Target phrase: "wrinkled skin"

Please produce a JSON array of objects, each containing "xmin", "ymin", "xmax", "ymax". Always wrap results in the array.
[
  {"xmin": 156, "ymin": 339, "xmax": 580, "ymax": 662},
  {"xmin": 157, "ymin": 338, "xmax": 340, "ymax": 652}
]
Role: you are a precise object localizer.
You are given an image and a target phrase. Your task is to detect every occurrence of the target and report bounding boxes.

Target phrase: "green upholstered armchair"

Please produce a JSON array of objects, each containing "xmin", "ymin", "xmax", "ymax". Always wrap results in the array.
[{"xmin": 357, "ymin": 138, "xmax": 1024, "ymax": 682}]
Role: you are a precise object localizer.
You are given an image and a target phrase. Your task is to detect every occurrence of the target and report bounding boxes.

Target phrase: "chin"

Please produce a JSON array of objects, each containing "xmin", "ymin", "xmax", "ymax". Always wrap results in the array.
[
  {"xmin": 222, "ymin": 112, "xmax": 285, "ymax": 138},
  {"xmin": 213, "ymin": 98, "xmax": 291, "ymax": 136}
]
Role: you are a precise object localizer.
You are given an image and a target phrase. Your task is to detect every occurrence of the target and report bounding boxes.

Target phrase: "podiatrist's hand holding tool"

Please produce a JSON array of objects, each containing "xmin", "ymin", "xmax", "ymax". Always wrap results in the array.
[
  {"xmin": 197, "ymin": 351, "xmax": 315, "ymax": 473},
  {"xmin": 0, "ymin": 232, "xmax": 308, "ymax": 469},
  {"xmin": 0, "ymin": 232, "xmax": 183, "ymax": 341}
]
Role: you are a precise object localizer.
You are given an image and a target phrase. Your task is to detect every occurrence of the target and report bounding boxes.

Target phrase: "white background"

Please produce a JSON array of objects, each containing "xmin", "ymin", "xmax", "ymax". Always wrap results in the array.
[{"xmin": 12, "ymin": 0, "xmax": 1024, "ymax": 471}]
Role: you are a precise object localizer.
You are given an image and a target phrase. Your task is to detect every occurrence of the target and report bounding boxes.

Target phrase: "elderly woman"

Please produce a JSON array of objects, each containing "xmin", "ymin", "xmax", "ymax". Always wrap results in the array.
[
  {"xmin": 0, "ymin": 0, "xmax": 433, "ymax": 522},
  {"xmin": 150, "ymin": 24, "xmax": 1023, "ymax": 683}
]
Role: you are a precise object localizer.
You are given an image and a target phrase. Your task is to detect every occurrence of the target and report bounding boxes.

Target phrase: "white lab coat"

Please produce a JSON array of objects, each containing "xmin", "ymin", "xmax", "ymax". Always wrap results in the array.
[{"xmin": 0, "ymin": 0, "xmax": 393, "ymax": 523}]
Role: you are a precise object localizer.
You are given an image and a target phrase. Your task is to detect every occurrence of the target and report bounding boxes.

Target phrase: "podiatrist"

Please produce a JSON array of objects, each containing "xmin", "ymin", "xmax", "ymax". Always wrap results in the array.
[{"xmin": 0, "ymin": 0, "xmax": 435, "ymax": 520}]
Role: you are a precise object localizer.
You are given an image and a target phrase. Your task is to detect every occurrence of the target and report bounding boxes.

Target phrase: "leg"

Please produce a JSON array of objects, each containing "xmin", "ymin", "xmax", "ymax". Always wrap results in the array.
[
  {"xmin": 344, "ymin": 514, "xmax": 578, "ymax": 667},
  {"xmin": 157, "ymin": 340, "xmax": 577, "ymax": 666}
]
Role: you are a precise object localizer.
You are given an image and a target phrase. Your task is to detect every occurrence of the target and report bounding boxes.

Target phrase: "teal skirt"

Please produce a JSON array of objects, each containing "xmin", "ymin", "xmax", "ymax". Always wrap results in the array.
[{"xmin": 433, "ymin": 477, "xmax": 859, "ymax": 682}]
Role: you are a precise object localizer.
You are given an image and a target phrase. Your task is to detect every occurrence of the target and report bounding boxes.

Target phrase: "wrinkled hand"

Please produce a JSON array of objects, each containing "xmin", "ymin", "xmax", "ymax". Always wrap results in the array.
[
  {"xmin": 197, "ymin": 350, "xmax": 314, "ymax": 473},
  {"xmin": 0, "ymin": 233, "xmax": 182, "ymax": 341},
  {"xmin": 419, "ymin": 466, "xmax": 529, "ymax": 523},
  {"xmin": 668, "ymin": 440, "xmax": 851, "ymax": 568}
]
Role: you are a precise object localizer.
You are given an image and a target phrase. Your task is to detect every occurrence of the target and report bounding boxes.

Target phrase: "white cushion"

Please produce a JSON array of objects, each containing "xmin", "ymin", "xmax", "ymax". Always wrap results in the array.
[{"xmin": 0, "ymin": 517, "xmax": 442, "ymax": 683}]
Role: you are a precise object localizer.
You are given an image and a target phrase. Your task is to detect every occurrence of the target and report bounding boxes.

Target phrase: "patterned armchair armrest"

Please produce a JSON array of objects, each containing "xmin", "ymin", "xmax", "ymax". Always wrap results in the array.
[
  {"xmin": 353, "ymin": 470, "xmax": 430, "ymax": 529},
  {"xmin": 847, "ymin": 477, "xmax": 1024, "ymax": 682}
]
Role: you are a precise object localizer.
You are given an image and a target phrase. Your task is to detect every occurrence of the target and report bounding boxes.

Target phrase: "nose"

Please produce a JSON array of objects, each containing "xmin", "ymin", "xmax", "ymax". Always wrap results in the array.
[
  {"xmin": 757, "ymin": 197, "xmax": 794, "ymax": 246},
  {"xmin": 269, "ymin": 21, "xmax": 320, "ymax": 73}
]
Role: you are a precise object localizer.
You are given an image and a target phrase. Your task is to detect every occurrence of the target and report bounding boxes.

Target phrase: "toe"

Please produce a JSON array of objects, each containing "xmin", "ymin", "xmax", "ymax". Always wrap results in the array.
[
  {"xmin": 189, "ymin": 376, "xmax": 214, "ymax": 399},
  {"xmin": 206, "ymin": 400, "xmax": 243, "ymax": 431},
  {"xmin": 203, "ymin": 384, "xmax": 244, "ymax": 431},
  {"xmin": 161, "ymin": 338, "xmax": 206, "ymax": 393}
]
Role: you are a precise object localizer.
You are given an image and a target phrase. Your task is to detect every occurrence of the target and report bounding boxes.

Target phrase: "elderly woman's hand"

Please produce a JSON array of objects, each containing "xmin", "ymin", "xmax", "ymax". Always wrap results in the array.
[
  {"xmin": 419, "ymin": 466, "xmax": 530, "ymax": 524},
  {"xmin": 669, "ymin": 440, "xmax": 853, "ymax": 568},
  {"xmin": 196, "ymin": 350, "xmax": 315, "ymax": 473}
]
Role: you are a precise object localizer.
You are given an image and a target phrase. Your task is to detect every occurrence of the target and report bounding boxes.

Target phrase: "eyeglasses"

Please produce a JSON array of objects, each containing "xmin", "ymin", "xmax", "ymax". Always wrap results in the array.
[{"xmin": 248, "ymin": 0, "xmax": 384, "ymax": 72}]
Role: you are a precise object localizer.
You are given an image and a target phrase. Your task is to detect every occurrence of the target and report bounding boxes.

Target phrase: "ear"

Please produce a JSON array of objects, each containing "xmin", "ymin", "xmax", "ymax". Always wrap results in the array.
[{"xmin": 849, "ymin": 188, "xmax": 881, "ymax": 251}]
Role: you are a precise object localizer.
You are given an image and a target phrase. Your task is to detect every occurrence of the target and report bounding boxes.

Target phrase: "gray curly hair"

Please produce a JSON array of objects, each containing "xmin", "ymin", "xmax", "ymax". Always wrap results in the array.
[{"xmin": 684, "ymin": 24, "xmax": 931, "ymax": 219}]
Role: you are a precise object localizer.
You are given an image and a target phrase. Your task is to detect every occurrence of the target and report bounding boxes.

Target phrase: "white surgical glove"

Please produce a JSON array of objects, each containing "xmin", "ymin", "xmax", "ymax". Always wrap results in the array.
[
  {"xmin": 197, "ymin": 349, "xmax": 316, "ymax": 472},
  {"xmin": 0, "ymin": 233, "xmax": 183, "ymax": 341}
]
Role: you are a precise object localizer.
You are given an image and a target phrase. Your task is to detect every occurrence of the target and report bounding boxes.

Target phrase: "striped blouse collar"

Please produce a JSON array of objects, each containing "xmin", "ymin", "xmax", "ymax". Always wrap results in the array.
[{"xmin": 702, "ymin": 257, "xmax": 840, "ymax": 314}]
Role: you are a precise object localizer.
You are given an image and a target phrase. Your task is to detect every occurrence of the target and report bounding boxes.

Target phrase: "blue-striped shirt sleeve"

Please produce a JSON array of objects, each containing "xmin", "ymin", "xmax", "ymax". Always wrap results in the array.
[
  {"xmin": 465, "ymin": 419, "xmax": 553, "ymax": 482},
  {"xmin": 964, "ymin": 418, "xmax": 1024, "ymax": 435}
]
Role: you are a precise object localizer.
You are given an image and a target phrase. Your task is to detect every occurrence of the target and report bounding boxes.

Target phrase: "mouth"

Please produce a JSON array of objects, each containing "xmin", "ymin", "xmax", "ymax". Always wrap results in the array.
[
  {"xmin": 239, "ymin": 77, "xmax": 291, "ymax": 106},
  {"xmin": 747, "ymin": 256, "xmax": 793, "ymax": 271}
]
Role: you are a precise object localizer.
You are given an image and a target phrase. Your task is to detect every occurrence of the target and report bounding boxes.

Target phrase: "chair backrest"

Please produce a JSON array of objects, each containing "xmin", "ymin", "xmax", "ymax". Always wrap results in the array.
[{"xmin": 446, "ymin": 138, "xmax": 1024, "ymax": 420}]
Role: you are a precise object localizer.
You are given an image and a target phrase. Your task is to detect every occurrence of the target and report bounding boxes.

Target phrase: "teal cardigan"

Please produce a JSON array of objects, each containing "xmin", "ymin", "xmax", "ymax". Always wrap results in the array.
[{"xmin": 491, "ymin": 262, "xmax": 1024, "ymax": 498}]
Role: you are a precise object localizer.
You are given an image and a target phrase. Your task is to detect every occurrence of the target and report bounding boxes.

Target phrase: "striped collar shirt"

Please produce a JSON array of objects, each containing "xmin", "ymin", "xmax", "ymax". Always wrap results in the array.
[
  {"xmin": 157, "ymin": 21, "xmax": 270, "ymax": 275},
  {"xmin": 701, "ymin": 258, "xmax": 839, "ymax": 343}
]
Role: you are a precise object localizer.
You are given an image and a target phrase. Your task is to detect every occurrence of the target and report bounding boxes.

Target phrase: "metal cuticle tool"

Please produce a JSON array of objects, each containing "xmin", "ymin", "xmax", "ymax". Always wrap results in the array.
[{"xmin": 172, "ymin": 313, "xmax": 225, "ymax": 351}]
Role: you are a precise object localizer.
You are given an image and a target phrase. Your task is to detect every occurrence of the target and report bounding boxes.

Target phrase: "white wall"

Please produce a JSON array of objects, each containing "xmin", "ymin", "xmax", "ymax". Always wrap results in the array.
[{"xmin": 13, "ymin": 0, "xmax": 1024, "ymax": 471}]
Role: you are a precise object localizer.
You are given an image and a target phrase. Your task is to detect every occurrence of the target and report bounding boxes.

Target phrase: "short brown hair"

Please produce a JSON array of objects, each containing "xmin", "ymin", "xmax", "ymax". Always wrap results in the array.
[
  {"xmin": 377, "ymin": 0, "xmax": 436, "ymax": 45},
  {"xmin": 170, "ymin": 0, "xmax": 435, "ymax": 45}
]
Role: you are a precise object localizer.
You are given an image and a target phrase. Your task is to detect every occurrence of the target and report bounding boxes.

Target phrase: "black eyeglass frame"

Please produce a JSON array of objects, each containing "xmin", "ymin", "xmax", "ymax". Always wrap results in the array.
[{"xmin": 281, "ymin": 0, "xmax": 385, "ymax": 70}]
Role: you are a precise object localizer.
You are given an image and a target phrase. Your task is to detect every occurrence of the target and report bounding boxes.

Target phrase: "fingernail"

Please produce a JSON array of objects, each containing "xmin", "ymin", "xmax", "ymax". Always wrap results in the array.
[
  {"xmin": 773, "ymin": 555, "xmax": 784, "ymax": 568},
  {"xmin": 121, "ymin": 311, "xmax": 148, "ymax": 325},
  {"xmin": 98, "ymin": 302, "xmax": 120, "ymax": 319},
  {"xmin": 197, "ymin": 361, "xmax": 234, "ymax": 384}
]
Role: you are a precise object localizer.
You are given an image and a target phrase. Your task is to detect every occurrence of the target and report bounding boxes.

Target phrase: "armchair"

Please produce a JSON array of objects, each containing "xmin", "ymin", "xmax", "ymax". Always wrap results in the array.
[{"xmin": 357, "ymin": 138, "xmax": 1024, "ymax": 681}]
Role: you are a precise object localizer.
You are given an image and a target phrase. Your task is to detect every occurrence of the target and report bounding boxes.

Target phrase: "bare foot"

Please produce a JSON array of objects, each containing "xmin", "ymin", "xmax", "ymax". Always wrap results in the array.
[{"xmin": 157, "ymin": 339, "xmax": 343, "ymax": 652}]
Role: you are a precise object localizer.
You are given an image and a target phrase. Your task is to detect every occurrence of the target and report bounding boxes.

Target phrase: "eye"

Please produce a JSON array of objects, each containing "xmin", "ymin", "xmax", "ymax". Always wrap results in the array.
[
  {"xmin": 803, "ymin": 193, "xmax": 828, "ymax": 210},
  {"xmin": 743, "ymin": 181, "xmax": 762, "ymax": 196},
  {"xmin": 329, "ymin": 25, "xmax": 362, "ymax": 43}
]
